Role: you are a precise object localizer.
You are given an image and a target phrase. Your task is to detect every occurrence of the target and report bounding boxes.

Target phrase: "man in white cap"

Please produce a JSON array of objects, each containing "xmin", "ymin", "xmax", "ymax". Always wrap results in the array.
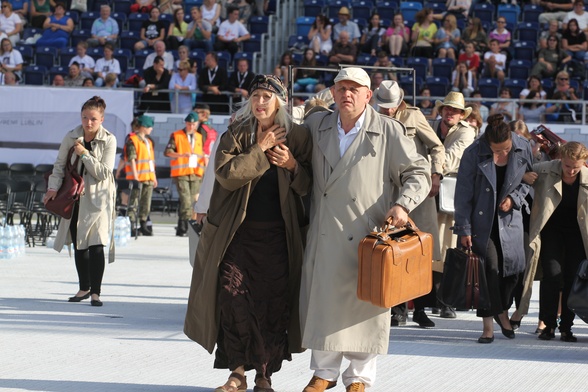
[
  {"xmin": 430, "ymin": 91, "xmax": 477, "ymax": 318},
  {"xmin": 300, "ymin": 67, "xmax": 431, "ymax": 392},
  {"xmin": 374, "ymin": 80, "xmax": 445, "ymax": 328}
]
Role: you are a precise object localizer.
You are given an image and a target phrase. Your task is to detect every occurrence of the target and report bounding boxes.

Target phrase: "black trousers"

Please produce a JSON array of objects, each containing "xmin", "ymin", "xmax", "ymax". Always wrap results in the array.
[
  {"xmin": 539, "ymin": 227, "xmax": 585, "ymax": 332},
  {"xmin": 69, "ymin": 204, "xmax": 105, "ymax": 295}
]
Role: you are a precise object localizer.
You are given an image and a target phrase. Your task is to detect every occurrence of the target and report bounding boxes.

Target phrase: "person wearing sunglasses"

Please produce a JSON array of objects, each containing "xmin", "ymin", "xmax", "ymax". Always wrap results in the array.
[{"xmin": 530, "ymin": 35, "xmax": 572, "ymax": 79}]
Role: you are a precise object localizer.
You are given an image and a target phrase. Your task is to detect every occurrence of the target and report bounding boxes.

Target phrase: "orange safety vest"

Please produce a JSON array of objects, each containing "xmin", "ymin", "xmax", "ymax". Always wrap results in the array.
[
  {"xmin": 170, "ymin": 129, "xmax": 204, "ymax": 177},
  {"xmin": 125, "ymin": 134, "xmax": 156, "ymax": 182}
]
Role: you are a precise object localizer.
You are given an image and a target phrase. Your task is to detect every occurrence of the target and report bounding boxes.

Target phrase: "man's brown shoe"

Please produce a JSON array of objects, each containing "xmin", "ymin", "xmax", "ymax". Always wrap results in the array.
[
  {"xmin": 302, "ymin": 376, "xmax": 337, "ymax": 392},
  {"xmin": 346, "ymin": 382, "xmax": 365, "ymax": 392}
]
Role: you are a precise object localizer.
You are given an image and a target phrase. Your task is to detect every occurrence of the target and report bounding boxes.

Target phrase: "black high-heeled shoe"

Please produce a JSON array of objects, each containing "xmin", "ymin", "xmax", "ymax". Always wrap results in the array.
[
  {"xmin": 68, "ymin": 292, "xmax": 90, "ymax": 302},
  {"xmin": 494, "ymin": 315, "xmax": 515, "ymax": 339},
  {"xmin": 509, "ymin": 316, "xmax": 522, "ymax": 331}
]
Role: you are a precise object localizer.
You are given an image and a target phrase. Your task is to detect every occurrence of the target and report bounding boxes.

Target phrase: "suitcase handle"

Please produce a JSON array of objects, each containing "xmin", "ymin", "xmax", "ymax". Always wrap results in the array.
[{"xmin": 376, "ymin": 217, "xmax": 419, "ymax": 240}]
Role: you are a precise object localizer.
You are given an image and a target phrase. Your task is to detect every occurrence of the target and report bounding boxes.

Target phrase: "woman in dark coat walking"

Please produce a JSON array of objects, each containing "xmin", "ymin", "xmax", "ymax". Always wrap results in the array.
[{"xmin": 453, "ymin": 114, "xmax": 534, "ymax": 343}]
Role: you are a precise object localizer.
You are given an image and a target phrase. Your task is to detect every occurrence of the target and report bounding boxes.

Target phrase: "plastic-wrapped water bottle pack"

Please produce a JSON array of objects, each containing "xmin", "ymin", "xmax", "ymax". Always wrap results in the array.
[{"xmin": 0, "ymin": 225, "xmax": 27, "ymax": 259}]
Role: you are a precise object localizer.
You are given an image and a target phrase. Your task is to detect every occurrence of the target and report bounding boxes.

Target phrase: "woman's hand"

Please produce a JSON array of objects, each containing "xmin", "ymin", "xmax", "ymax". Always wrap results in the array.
[
  {"xmin": 499, "ymin": 196, "xmax": 514, "ymax": 212},
  {"xmin": 43, "ymin": 189, "xmax": 57, "ymax": 205},
  {"xmin": 256, "ymin": 123, "xmax": 286, "ymax": 151},
  {"xmin": 266, "ymin": 143, "xmax": 297, "ymax": 173},
  {"xmin": 460, "ymin": 235, "xmax": 472, "ymax": 250},
  {"xmin": 73, "ymin": 142, "xmax": 86, "ymax": 156},
  {"xmin": 522, "ymin": 171, "xmax": 538, "ymax": 185}
]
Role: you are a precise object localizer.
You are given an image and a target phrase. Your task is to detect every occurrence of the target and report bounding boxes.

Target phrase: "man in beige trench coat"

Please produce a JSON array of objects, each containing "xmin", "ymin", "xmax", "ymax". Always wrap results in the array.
[{"xmin": 300, "ymin": 67, "xmax": 431, "ymax": 392}]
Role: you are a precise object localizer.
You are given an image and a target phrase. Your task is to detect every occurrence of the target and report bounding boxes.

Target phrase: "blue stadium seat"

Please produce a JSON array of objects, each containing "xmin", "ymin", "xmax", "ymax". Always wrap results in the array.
[
  {"xmin": 428, "ymin": 2, "xmax": 447, "ymax": 15},
  {"xmin": 292, "ymin": 52, "xmax": 303, "ymax": 65},
  {"xmin": 473, "ymin": 3, "xmax": 495, "ymax": 25},
  {"xmin": 583, "ymin": 80, "xmax": 588, "ymax": 100},
  {"xmin": 432, "ymin": 57, "xmax": 454, "ymax": 79},
  {"xmin": 20, "ymin": 27, "xmax": 42, "ymax": 42},
  {"xmin": 406, "ymin": 57, "xmax": 428, "ymax": 80},
  {"xmin": 81, "ymin": 12, "xmax": 99, "ymax": 30},
  {"xmin": 326, "ymin": 0, "xmax": 351, "ymax": 19},
  {"xmin": 296, "ymin": 16, "xmax": 315, "ymax": 36},
  {"xmin": 249, "ymin": 16, "xmax": 269, "ymax": 35},
  {"xmin": 356, "ymin": 54, "xmax": 376, "ymax": 65},
  {"xmin": 522, "ymin": 4, "xmax": 543, "ymax": 23},
  {"xmin": 541, "ymin": 78, "xmax": 554, "ymax": 95},
  {"xmin": 120, "ymin": 30, "xmax": 139, "ymax": 51},
  {"xmin": 128, "ymin": 12, "xmax": 149, "ymax": 32},
  {"xmin": 113, "ymin": 0, "xmax": 132, "ymax": 15},
  {"xmin": 351, "ymin": 17, "xmax": 367, "ymax": 32},
  {"xmin": 189, "ymin": 50, "xmax": 206, "ymax": 70},
  {"xmin": 351, "ymin": 0, "xmax": 374, "ymax": 21},
  {"xmin": 425, "ymin": 76, "xmax": 449, "ymax": 97},
  {"xmin": 497, "ymin": 4, "xmax": 520, "ymax": 26},
  {"xmin": 390, "ymin": 56, "xmax": 404, "ymax": 67},
  {"xmin": 122, "ymin": 68, "xmax": 143, "ymax": 87},
  {"xmin": 315, "ymin": 53, "xmax": 329, "ymax": 66},
  {"xmin": 92, "ymin": 0, "xmax": 111, "ymax": 12},
  {"xmin": 24, "ymin": 65, "xmax": 48, "ymax": 85},
  {"xmin": 303, "ymin": 0, "xmax": 325, "ymax": 18},
  {"xmin": 114, "ymin": 48, "xmax": 132, "ymax": 73},
  {"xmin": 288, "ymin": 35, "xmax": 310, "ymax": 50},
  {"xmin": 503, "ymin": 78, "xmax": 526, "ymax": 98},
  {"xmin": 35, "ymin": 46, "xmax": 58, "ymax": 68},
  {"xmin": 217, "ymin": 51, "xmax": 232, "ymax": 70},
  {"xmin": 399, "ymin": 75, "xmax": 422, "ymax": 98},
  {"xmin": 88, "ymin": 47, "xmax": 104, "ymax": 58},
  {"xmin": 513, "ymin": 41, "xmax": 535, "ymax": 60},
  {"xmin": 71, "ymin": 30, "xmax": 91, "ymax": 47},
  {"xmin": 59, "ymin": 47, "xmax": 77, "ymax": 66},
  {"xmin": 243, "ymin": 34, "xmax": 262, "ymax": 52},
  {"xmin": 400, "ymin": 2, "xmax": 423, "ymax": 24},
  {"xmin": 159, "ymin": 13, "xmax": 172, "ymax": 30},
  {"xmin": 14, "ymin": 45, "xmax": 34, "ymax": 65},
  {"xmin": 133, "ymin": 49, "xmax": 151, "ymax": 69},
  {"xmin": 375, "ymin": 1, "xmax": 398, "ymax": 22},
  {"xmin": 112, "ymin": 12, "xmax": 128, "ymax": 32},
  {"xmin": 478, "ymin": 78, "xmax": 501, "ymax": 98},
  {"xmin": 517, "ymin": 22, "xmax": 539, "ymax": 44},
  {"xmin": 233, "ymin": 51, "xmax": 255, "ymax": 69},
  {"xmin": 65, "ymin": 11, "xmax": 80, "ymax": 26},
  {"xmin": 508, "ymin": 59, "xmax": 532, "ymax": 80}
]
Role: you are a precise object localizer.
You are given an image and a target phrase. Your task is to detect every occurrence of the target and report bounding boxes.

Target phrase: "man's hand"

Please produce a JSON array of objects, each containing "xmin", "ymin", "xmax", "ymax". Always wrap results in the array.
[
  {"xmin": 385, "ymin": 205, "xmax": 408, "ymax": 228},
  {"xmin": 460, "ymin": 235, "xmax": 472, "ymax": 249},
  {"xmin": 428, "ymin": 173, "xmax": 441, "ymax": 197}
]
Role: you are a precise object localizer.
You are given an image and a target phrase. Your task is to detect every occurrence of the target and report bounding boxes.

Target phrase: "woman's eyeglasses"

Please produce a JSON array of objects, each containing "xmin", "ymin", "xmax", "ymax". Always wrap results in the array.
[{"xmin": 558, "ymin": 77, "xmax": 569, "ymax": 81}]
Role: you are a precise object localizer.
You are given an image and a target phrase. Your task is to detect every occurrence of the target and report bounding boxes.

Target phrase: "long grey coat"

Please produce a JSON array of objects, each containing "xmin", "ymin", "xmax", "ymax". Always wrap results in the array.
[
  {"xmin": 453, "ymin": 133, "xmax": 534, "ymax": 277},
  {"xmin": 48, "ymin": 125, "xmax": 117, "ymax": 263},
  {"xmin": 183, "ymin": 120, "xmax": 312, "ymax": 354},
  {"xmin": 519, "ymin": 161, "xmax": 588, "ymax": 315},
  {"xmin": 300, "ymin": 105, "xmax": 431, "ymax": 354}
]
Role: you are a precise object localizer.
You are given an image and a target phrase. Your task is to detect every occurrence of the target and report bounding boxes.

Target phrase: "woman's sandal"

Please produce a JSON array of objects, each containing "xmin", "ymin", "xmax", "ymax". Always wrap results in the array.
[
  {"xmin": 253, "ymin": 374, "xmax": 275, "ymax": 392},
  {"xmin": 214, "ymin": 372, "xmax": 247, "ymax": 392}
]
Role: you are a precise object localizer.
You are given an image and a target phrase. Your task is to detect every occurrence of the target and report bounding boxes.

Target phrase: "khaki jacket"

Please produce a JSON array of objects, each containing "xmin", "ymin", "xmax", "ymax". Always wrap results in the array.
[
  {"xmin": 49, "ymin": 125, "xmax": 117, "ymax": 263},
  {"xmin": 519, "ymin": 161, "xmax": 588, "ymax": 315},
  {"xmin": 183, "ymin": 120, "xmax": 312, "ymax": 354},
  {"xmin": 430, "ymin": 118, "xmax": 477, "ymax": 175}
]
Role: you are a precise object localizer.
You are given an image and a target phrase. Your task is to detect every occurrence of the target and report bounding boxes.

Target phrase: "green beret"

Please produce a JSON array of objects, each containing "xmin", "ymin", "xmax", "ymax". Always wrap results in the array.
[
  {"xmin": 137, "ymin": 115, "xmax": 154, "ymax": 128},
  {"xmin": 184, "ymin": 112, "xmax": 199, "ymax": 123}
]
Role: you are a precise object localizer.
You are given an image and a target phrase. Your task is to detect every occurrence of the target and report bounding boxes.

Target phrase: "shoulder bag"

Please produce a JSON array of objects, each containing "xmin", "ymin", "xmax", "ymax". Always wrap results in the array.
[
  {"xmin": 44, "ymin": 147, "xmax": 85, "ymax": 219},
  {"xmin": 567, "ymin": 258, "xmax": 588, "ymax": 324},
  {"xmin": 438, "ymin": 174, "xmax": 457, "ymax": 214}
]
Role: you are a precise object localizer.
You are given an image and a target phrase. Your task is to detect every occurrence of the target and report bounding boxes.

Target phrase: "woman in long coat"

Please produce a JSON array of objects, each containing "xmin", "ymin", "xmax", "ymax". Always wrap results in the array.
[
  {"xmin": 519, "ymin": 142, "xmax": 588, "ymax": 342},
  {"xmin": 453, "ymin": 114, "xmax": 533, "ymax": 343},
  {"xmin": 45, "ymin": 96, "xmax": 117, "ymax": 306},
  {"xmin": 184, "ymin": 75, "xmax": 312, "ymax": 392}
]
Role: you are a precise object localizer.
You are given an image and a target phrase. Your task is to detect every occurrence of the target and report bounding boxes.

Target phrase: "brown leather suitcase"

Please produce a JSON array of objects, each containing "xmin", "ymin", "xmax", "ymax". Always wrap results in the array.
[{"xmin": 357, "ymin": 219, "xmax": 433, "ymax": 308}]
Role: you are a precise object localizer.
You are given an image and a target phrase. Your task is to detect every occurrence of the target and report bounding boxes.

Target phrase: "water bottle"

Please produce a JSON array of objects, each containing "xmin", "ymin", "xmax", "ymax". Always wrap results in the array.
[
  {"xmin": 6, "ymin": 225, "xmax": 15, "ymax": 259},
  {"xmin": 0, "ymin": 227, "xmax": 6, "ymax": 260},
  {"xmin": 113, "ymin": 217, "xmax": 121, "ymax": 247},
  {"xmin": 18, "ymin": 225, "xmax": 26, "ymax": 256}
]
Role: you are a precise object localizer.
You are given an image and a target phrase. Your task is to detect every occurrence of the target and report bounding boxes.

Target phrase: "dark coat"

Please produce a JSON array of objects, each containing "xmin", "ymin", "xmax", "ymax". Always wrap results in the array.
[{"xmin": 453, "ymin": 133, "xmax": 534, "ymax": 277}]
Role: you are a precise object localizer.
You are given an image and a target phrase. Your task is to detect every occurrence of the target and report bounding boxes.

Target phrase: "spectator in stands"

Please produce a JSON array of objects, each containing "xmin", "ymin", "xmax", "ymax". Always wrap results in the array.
[
  {"xmin": 159, "ymin": 0, "xmax": 183, "ymax": 15},
  {"xmin": 518, "ymin": 90, "xmax": 555, "ymax": 123},
  {"xmin": 461, "ymin": 17, "xmax": 488, "ymax": 55},
  {"xmin": 520, "ymin": 75, "xmax": 547, "ymax": 99},
  {"xmin": 273, "ymin": 50, "xmax": 292, "ymax": 87},
  {"xmin": 531, "ymin": 35, "xmax": 571, "ymax": 78},
  {"xmin": 545, "ymin": 90, "xmax": 577, "ymax": 122},
  {"xmin": 227, "ymin": 0, "xmax": 254, "ymax": 25},
  {"xmin": 373, "ymin": 51, "xmax": 397, "ymax": 81},
  {"xmin": 293, "ymin": 48, "xmax": 320, "ymax": 94},
  {"xmin": 104, "ymin": 72, "xmax": 118, "ymax": 88},
  {"xmin": 552, "ymin": 69, "xmax": 580, "ymax": 100},
  {"xmin": 538, "ymin": 0, "xmax": 574, "ymax": 26},
  {"xmin": 333, "ymin": 6, "xmax": 360, "ymax": 45},
  {"xmin": 384, "ymin": 13, "xmax": 410, "ymax": 57},
  {"xmin": 30, "ymin": 0, "xmax": 51, "ymax": 29},
  {"xmin": 308, "ymin": 14, "xmax": 332, "ymax": 56},
  {"xmin": 169, "ymin": 59, "xmax": 197, "ymax": 114},
  {"xmin": 143, "ymin": 40, "xmax": 174, "ymax": 71},
  {"xmin": 69, "ymin": 41, "xmax": 96, "ymax": 79},
  {"xmin": 539, "ymin": 20, "xmax": 562, "ymax": 50},
  {"xmin": 198, "ymin": 51, "xmax": 229, "ymax": 113},
  {"xmin": 360, "ymin": 13, "xmax": 386, "ymax": 57},
  {"xmin": 0, "ymin": 2, "xmax": 22, "ymax": 46},
  {"xmin": 328, "ymin": 30, "xmax": 357, "ymax": 66},
  {"xmin": 94, "ymin": 43, "xmax": 121, "ymax": 87},
  {"xmin": 131, "ymin": 0, "xmax": 156, "ymax": 14},
  {"xmin": 370, "ymin": 71, "xmax": 384, "ymax": 91},
  {"xmin": 134, "ymin": 6, "xmax": 166, "ymax": 52},
  {"xmin": 464, "ymin": 104, "xmax": 482, "ymax": 134},
  {"xmin": 472, "ymin": 89, "xmax": 489, "ymax": 121},
  {"xmin": 0, "ymin": 37, "xmax": 22, "ymax": 82},
  {"xmin": 174, "ymin": 44, "xmax": 190, "ymax": 72},
  {"xmin": 36, "ymin": 2, "xmax": 73, "ymax": 48},
  {"xmin": 140, "ymin": 55, "xmax": 171, "ymax": 112},
  {"xmin": 411, "ymin": 8, "xmax": 437, "ymax": 58},
  {"xmin": 201, "ymin": 0, "xmax": 221, "ymax": 33},
  {"xmin": 1, "ymin": 68, "xmax": 15, "ymax": 84},
  {"xmin": 417, "ymin": 87, "xmax": 437, "ymax": 120},
  {"xmin": 52, "ymin": 73, "xmax": 64, "ymax": 86},
  {"xmin": 64, "ymin": 62, "xmax": 85, "ymax": 87},
  {"xmin": 7, "ymin": 0, "xmax": 27, "ymax": 25},
  {"xmin": 451, "ymin": 61, "xmax": 474, "ymax": 97},
  {"xmin": 563, "ymin": 0, "xmax": 588, "ymax": 31},
  {"xmin": 166, "ymin": 8, "xmax": 188, "ymax": 50},
  {"xmin": 561, "ymin": 18, "xmax": 588, "ymax": 61},
  {"xmin": 488, "ymin": 16, "xmax": 511, "ymax": 57},
  {"xmin": 490, "ymin": 87, "xmax": 518, "ymax": 122},
  {"xmin": 214, "ymin": 6, "xmax": 250, "ymax": 56},
  {"xmin": 435, "ymin": 14, "xmax": 461, "ymax": 60},
  {"xmin": 185, "ymin": 6, "xmax": 213, "ymax": 53},
  {"xmin": 83, "ymin": 77, "xmax": 94, "ymax": 87},
  {"xmin": 228, "ymin": 57, "xmax": 256, "ymax": 102},
  {"xmin": 483, "ymin": 39, "xmax": 506, "ymax": 82},
  {"xmin": 444, "ymin": 0, "xmax": 471, "ymax": 20},
  {"xmin": 458, "ymin": 42, "xmax": 481, "ymax": 79},
  {"xmin": 87, "ymin": 5, "xmax": 119, "ymax": 48}
]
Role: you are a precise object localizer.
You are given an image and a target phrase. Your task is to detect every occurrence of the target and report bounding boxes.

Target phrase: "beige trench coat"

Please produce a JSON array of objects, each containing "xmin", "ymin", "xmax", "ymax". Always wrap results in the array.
[
  {"xmin": 519, "ymin": 161, "xmax": 588, "ymax": 315},
  {"xmin": 394, "ymin": 104, "xmax": 445, "ymax": 260},
  {"xmin": 48, "ymin": 125, "xmax": 117, "ymax": 263},
  {"xmin": 184, "ymin": 120, "xmax": 312, "ymax": 354},
  {"xmin": 300, "ymin": 105, "xmax": 431, "ymax": 354}
]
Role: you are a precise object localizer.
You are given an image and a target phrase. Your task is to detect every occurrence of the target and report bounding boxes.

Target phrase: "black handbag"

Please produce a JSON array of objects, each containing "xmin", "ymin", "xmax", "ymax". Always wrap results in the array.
[
  {"xmin": 438, "ymin": 248, "xmax": 491, "ymax": 310},
  {"xmin": 567, "ymin": 259, "xmax": 588, "ymax": 323}
]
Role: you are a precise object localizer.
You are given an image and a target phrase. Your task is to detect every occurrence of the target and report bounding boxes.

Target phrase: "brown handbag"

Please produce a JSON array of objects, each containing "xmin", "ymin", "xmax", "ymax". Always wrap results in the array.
[
  {"xmin": 44, "ymin": 147, "xmax": 85, "ymax": 219},
  {"xmin": 357, "ymin": 218, "xmax": 433, "ymax": 308}
]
